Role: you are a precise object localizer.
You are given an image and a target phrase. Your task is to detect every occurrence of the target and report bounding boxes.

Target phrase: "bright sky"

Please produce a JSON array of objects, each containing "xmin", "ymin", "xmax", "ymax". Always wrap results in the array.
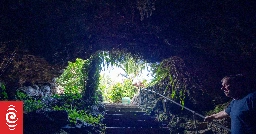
[{"xmin": 100, "ymin": 65, "xmax": 153, "ymax": 84}]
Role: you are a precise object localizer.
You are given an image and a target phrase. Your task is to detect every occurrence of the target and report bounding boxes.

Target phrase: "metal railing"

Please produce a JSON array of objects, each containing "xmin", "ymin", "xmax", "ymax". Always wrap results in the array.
[{"xmin": 140, "ymin": 88, "xmax": 231, "ymax": 132}]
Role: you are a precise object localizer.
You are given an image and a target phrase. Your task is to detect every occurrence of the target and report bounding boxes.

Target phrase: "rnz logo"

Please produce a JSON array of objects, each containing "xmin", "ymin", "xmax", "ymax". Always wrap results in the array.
[{"xmin": 6, "ymin": 105, "xmax": 18, "ymax": 130}]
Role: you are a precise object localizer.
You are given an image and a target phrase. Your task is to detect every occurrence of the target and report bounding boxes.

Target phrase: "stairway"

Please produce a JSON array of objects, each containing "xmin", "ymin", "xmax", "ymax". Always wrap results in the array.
[{"xmin": 104, "ymin": 103, "xmax": 170, "ymax": 134}]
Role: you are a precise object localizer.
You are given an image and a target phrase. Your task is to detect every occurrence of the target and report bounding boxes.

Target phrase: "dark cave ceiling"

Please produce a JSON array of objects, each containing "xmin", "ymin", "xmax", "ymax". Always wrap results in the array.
[{"xmin": 1, "ymin": 0, "xmax": 256, "ymax": 65}]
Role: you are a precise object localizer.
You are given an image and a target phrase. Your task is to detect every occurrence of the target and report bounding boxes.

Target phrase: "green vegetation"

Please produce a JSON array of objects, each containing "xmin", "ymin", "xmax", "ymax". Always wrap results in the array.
[
  {"xmin": 98, "ymin": 51, "xmax": 188, "ymax": 106},
  {"xmin": 16, "ymin": 90, "xmax": 44, "ymax": 112},
  {"xmin": 55, "ymin": 58, "xmax": 89, "ymax": 99},
  {"xmin": 53, "ymin": 105, "xmax": 103, "ymax": 125},
  {"xmin": 206, "ymin": 102, "xmax": 230, "ymax": 115},
  {"xmin": 53, "ymin": 57, "xmax": 103, "ymax": 126},
  {"xmin": 84, "ymin": 54, "xmax": 102, "ymax": 103},
  {"xmin": 15, "ymin": 57, "xmax": 103, "ymax": 127},
  {"xmin": 108, "ymin": 79, "xmax": 138, "ymax": 103},
  {"xmin": 98, "ymin": 51, "xmax": 151, "ymax": 103},
  {"xmin": 149, "ymin": 57, "xmax": 188, "ymax": 107},
  {"xmin": 0, "ymin": 82, "xmax": 8, "ymax": 100},
  {"xmin": 13, "ymin": 50, "xmax": 191, "ymax": 133}
]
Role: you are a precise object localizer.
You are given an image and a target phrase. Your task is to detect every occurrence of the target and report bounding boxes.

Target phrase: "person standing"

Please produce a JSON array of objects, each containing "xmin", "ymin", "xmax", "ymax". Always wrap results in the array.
[{"xmin": 205, "ymin": 75, "xmax": 256, "ymax": 134}]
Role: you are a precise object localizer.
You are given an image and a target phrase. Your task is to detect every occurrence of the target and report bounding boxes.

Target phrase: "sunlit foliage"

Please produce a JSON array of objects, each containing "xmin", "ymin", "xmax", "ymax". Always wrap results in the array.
[
  {"xmin": 0, "ymin": 82, "xmax": 8, "ymax": 100},
  {"xmin": 55, "ymin": 58, "xmax": 89, "ymax": 98},
  {"xmin": 98, "ymin": 50, "xmax": 151, "ymax": 103}
]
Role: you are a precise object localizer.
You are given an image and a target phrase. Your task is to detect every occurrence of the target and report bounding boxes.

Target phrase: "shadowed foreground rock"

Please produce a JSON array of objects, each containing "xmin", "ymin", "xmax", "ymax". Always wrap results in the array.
[
  {"xmin": 24, "ymin": 110, "xmax": 68, "ymax": 134},
  {"xmin": 24, "ymin": 110, "xmax": 103, "ymax": 134}
]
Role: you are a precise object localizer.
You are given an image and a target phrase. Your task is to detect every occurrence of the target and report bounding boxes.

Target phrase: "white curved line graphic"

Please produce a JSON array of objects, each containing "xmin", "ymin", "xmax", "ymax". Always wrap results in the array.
[
  {"xmin": 6, "ymin": 112, "xmax": 18, "ymax": 123},
  {"xmin": 5, "ymin": 105, "xmax": 19, "ymax": 130}
]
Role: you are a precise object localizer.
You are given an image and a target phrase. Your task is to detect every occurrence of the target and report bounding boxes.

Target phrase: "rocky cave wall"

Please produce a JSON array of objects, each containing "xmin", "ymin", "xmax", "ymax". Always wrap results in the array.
[{"xmin": 1, "ymin": 0, "xmax": 256, "ymax": 104}]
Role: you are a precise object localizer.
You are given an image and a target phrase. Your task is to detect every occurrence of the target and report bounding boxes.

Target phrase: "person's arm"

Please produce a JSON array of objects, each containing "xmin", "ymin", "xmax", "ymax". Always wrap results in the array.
[{"xmin": 204, "ymin": 110, "xmax": 229, "ymax": 122}]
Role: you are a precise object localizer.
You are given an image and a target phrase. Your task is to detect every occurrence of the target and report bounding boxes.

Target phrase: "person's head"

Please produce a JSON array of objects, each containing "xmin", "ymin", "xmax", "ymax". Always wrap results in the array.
[{"xmin": 221, "ymin": 74, "xmax": 247, "ymax": 99}]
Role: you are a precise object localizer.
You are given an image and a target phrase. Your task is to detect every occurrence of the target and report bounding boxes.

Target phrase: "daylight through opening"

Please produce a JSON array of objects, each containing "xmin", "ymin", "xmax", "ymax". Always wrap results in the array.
[{"xmin": 99, "ymin": 51, "xmax": 155, "ymax": 103}]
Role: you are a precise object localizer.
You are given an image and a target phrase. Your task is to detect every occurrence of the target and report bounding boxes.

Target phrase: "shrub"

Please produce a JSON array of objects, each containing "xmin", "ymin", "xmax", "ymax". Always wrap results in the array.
[
  {"xmin": 16, "ymin": 90, "xmax": 43, "ymax": 112},
  {"xmin": 55, "ymin": 58, "xmax": 89, "ymax": 96},
  {"xmin": 0, "ymin": 82, "xmax": 8, "ymax": 100},
  {"xmin": 108, "ymin": 79, "xmax": 137, "ymax": 103}
]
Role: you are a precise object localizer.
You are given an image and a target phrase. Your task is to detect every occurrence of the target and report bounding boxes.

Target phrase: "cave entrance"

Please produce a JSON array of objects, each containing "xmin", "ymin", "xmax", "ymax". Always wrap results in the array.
[{"xmin": 98, "ymin": 51, "xmax": 156, "ymax": 104}]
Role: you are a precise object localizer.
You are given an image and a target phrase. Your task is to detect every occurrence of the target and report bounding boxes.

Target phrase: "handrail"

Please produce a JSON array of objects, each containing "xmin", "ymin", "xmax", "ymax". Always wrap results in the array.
[{"xmin": 141, "ymin": 88, "xmax": 231, "ymax": 132}]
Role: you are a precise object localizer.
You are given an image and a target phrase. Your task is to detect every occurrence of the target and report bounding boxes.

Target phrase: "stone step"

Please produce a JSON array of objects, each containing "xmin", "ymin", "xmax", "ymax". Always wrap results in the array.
[
  {"xmin": 105, "ymin": 108, "xmax": 143, "ymax": 112},
  {"xmin": 104, "ymin": 114, "xmax": 156, "ymax": 120},
  {"xmin": 103, "ymin": 118, "xmax": 161, "ymax": 127},
  {"xmin": 104, "ymin": 103, "xmax": 170, "ymax": 134},
  {"xmin": 105, "ymin": 103, "xmax": 143, "ymax": 112},
  {"xmin": 105, "ymin": 113, "xmax": 155, "ymax": 120},
  {"xmin": 105, "ymin": 111, "xmax": 149, "ymax": 117},
  {"xmin": 105, "ymin": 103, "xmax": 139, "ymax": 107},
  {"xmin": 105, "ymin": 127, "xmax": 170, "ymax": 134}
]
